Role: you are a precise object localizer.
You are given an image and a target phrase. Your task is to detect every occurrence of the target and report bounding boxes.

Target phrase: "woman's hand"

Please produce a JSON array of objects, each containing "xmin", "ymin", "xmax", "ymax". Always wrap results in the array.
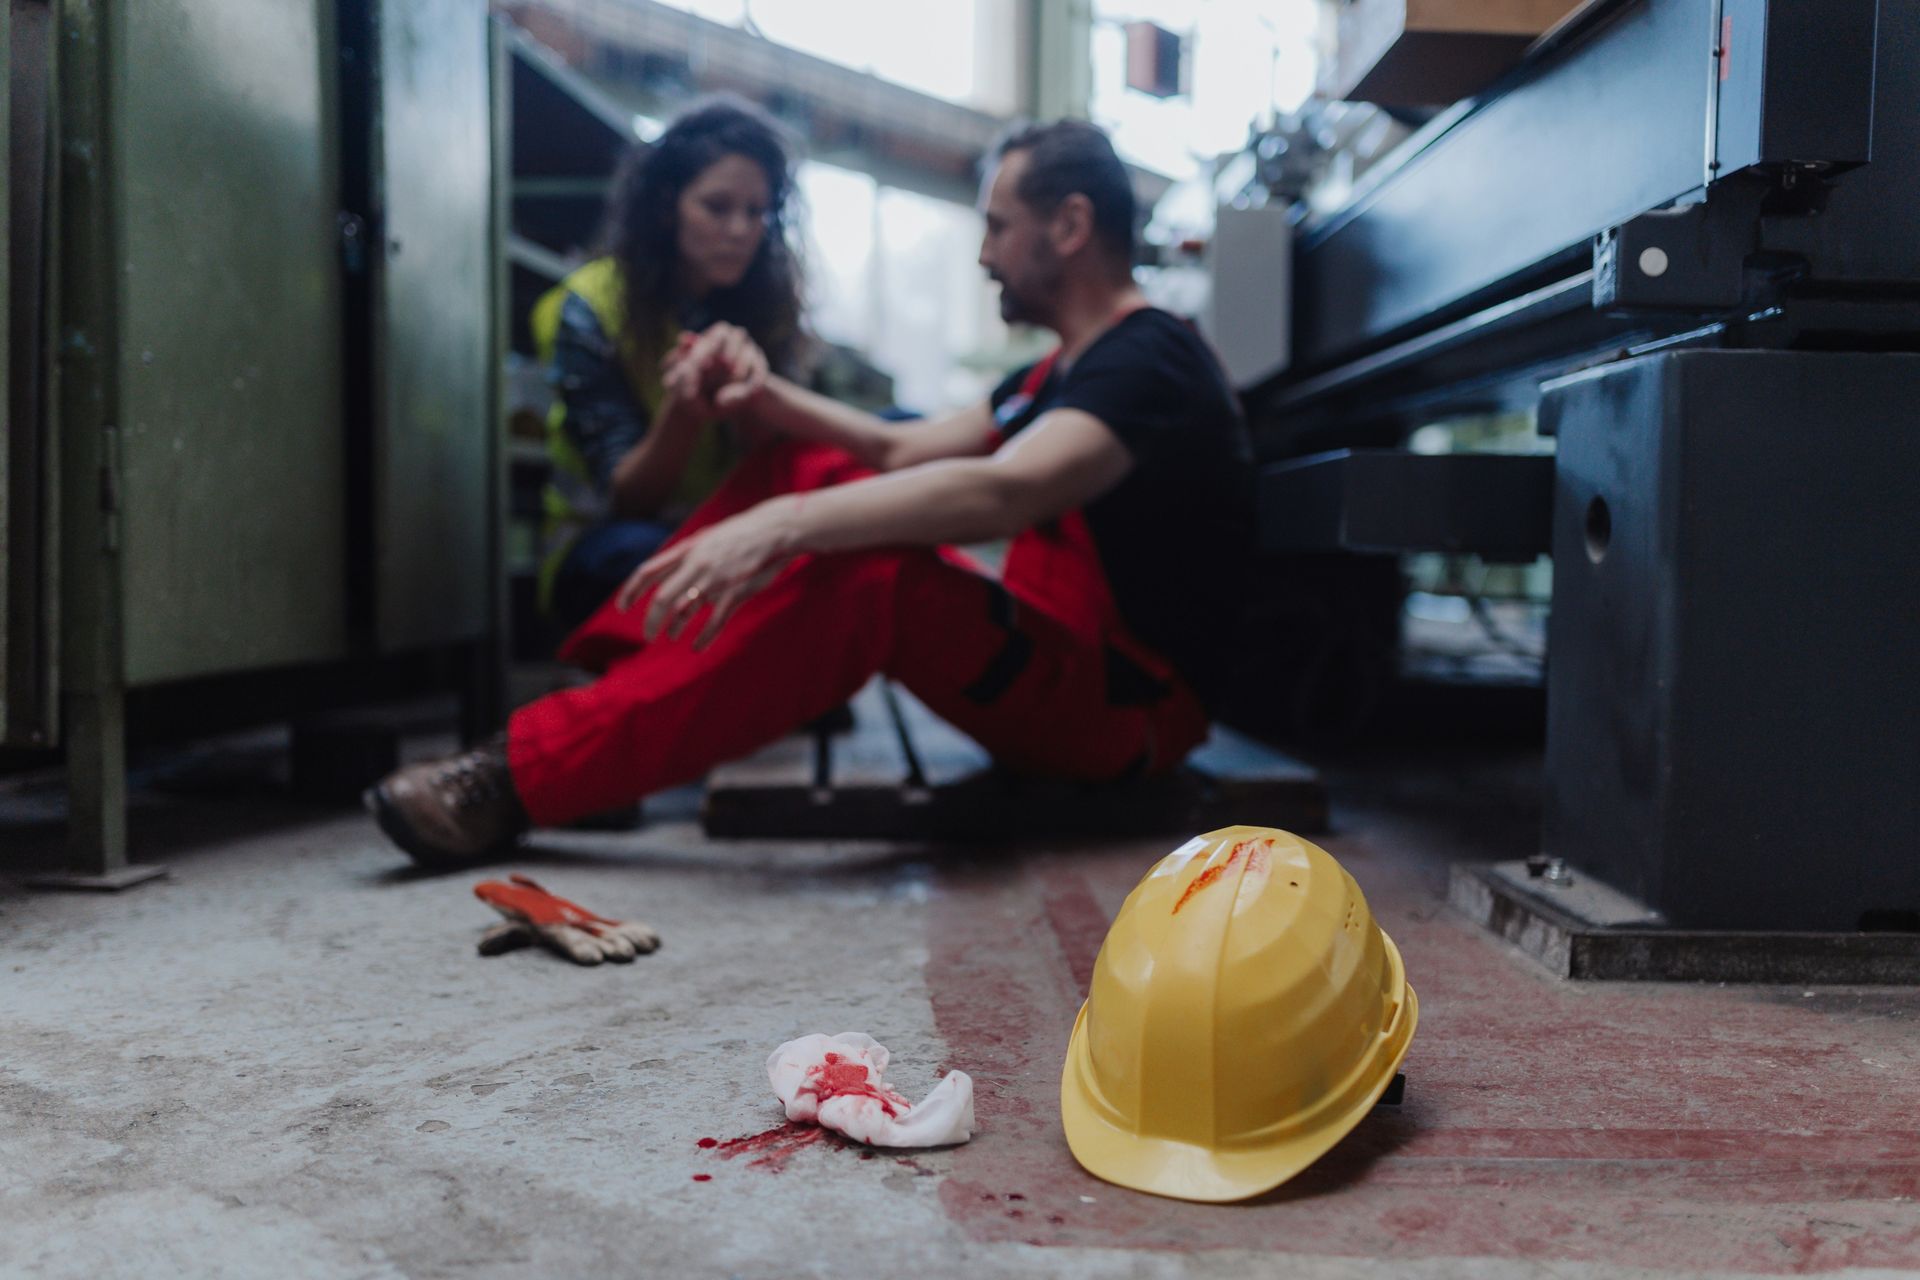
[
  {"xmin": 661, "ymin": 323, "xmax": 769, "ymax": 421},
  {"xmin": 613, "ymin": 495, "xmax": 803, "ymax": 648},
  {"xmin": 660, "ymin": 331, "xmax": 704, "ymax": 408}
]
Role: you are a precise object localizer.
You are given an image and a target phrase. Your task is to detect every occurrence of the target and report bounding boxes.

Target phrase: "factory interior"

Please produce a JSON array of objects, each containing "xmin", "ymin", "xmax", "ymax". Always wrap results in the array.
[{"xmin": 3, "ymin": 0, "xmax": 1917, "ymax": 1275}]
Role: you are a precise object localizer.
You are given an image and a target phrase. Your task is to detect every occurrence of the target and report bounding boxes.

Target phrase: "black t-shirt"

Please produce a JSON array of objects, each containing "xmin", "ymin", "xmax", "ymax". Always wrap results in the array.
[{"xmin": 989, "ymin": 308, "xmax": 1255, "ymax": 710}]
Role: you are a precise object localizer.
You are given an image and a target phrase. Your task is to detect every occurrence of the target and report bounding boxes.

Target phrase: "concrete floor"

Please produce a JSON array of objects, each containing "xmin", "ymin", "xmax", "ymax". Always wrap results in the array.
[{"xmin": 3, "ymin": 735, "xmax": 1919, "ymax": 1279}]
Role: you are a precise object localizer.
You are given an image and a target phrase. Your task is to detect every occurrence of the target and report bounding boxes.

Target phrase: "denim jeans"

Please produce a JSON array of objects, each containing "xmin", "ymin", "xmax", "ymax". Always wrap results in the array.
[{"xmin": 550, "ymin": 519, "xmax": 677, "ymax": 635}]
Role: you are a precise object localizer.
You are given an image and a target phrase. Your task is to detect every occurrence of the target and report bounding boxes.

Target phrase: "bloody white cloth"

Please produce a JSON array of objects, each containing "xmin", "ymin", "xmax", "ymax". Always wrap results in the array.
[{"xmin": 766, "ymin": 1032, "xmax": 974, "ymax": 1148}]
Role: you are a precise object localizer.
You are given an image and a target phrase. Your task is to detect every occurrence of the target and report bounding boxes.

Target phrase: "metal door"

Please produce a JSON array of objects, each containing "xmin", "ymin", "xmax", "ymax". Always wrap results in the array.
[
  {"xmin": 3, "ymin": 0, "xmax": 56, "ymax": 746},
  {"xmin": 370, "ymin": 0, "xmax": 495, "ymax": 651},
  {"xmin": 114, "ymin": 0, "xmax": 350, "ymax": 685}
]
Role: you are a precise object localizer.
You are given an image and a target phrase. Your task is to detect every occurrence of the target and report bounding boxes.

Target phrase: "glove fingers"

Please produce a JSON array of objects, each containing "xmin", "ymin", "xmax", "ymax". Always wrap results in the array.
[
  {"xmin": 608, "ymin": 921, "xmax": 661, "ymax": 954},
  {"xmin": 538, "ymin": 923, "xmax": 607, "ymax": 965}
]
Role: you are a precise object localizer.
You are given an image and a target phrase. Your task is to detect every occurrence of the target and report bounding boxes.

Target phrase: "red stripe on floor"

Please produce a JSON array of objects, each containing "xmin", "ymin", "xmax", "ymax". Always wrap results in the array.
[
  {"xmin": 922, "ymin": 843, "xmax": 1920, "ymax": 1273},
  {"xmin": 1038, "ymin": 867, "xmax": 1108, "ymax": 998}
]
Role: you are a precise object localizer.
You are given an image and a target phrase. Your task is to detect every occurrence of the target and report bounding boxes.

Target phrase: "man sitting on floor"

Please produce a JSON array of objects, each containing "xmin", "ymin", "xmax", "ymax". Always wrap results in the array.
[{"xmin": 368, "ymin": 119, "xmax": 1256, "ymax": 866}]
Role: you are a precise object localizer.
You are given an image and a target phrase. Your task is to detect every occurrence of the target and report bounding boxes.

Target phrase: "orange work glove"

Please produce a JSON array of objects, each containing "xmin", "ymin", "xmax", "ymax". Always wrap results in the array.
[{"xmin": 473, "ymin": 874, "xmax": 660, "ymax": 965}]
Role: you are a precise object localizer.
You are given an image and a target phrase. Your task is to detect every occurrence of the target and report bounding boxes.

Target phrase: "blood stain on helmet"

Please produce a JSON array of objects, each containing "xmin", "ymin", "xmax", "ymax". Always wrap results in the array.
[{"xmin": 1171, "ymin": 837, "xmax": 1273, "ymax": 914}]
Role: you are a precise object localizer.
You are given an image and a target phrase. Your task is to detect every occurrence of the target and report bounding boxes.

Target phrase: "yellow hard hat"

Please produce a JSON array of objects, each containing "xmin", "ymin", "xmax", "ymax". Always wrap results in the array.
[{"xmin": 1060, "ymin": 825, "xmax": 1417, "ymax": 1202}]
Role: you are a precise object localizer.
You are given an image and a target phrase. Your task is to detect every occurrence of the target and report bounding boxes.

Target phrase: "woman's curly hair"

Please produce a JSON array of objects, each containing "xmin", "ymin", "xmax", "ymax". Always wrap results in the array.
[{"xmin": 602, "ymin": 94, "xmax": 806, "ymax": 375}]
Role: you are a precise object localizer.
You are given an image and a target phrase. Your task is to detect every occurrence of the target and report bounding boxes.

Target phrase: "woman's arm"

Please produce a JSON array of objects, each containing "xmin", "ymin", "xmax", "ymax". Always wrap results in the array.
[
  {"xmin": 605, "ymin": 391, "xmax": 706, "ymax": 519},
  {"xmin": 607, "ymin": 323, "xmax": 770, "ymax": 518},
  {"xmin": 548, "ymin": 295, "xmax": 714, "ymax": 522}
]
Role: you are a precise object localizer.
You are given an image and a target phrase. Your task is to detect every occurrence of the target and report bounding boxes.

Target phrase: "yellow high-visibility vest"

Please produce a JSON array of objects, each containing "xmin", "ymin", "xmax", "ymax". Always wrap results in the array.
[{"xmin": 529, "ymin": 258, "xmax": 736, "ymax": 609}]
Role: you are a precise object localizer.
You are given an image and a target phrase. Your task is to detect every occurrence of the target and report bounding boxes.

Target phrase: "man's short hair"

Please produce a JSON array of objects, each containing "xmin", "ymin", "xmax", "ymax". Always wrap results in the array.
[{"xmin": 991, "ymin": 120, "xmax": 1136, "ymax": 267}]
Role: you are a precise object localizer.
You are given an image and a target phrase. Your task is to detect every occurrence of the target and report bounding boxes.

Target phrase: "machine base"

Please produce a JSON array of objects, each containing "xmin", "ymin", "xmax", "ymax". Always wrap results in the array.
[{"xmin": 1451, "ymin": 861, "xmax": 1920, "ymax": 984}]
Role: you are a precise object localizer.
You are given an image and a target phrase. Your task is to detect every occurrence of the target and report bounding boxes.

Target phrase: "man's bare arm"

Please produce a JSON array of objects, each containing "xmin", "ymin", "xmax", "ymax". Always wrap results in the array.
[
  {"xmin": 616, "ymin": 407, "xmax": 1132, "ymax": 644},
  {"xmin": 784, "ymin": 407, "xmax": 1130, "ymax": 553},
  {"xmin": 741, "ymin": 375, "xmax": 999, "ymax": 472}
]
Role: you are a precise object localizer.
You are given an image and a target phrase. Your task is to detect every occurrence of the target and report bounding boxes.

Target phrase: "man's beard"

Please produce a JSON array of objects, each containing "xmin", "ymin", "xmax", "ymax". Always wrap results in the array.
[
  {"xmin": 993, "ymin": 254, "xmax": 1061, "ymax": 327},
  {"xmin": 996, "ymin": 284, "xmax": 1039, "ymax": 324}
]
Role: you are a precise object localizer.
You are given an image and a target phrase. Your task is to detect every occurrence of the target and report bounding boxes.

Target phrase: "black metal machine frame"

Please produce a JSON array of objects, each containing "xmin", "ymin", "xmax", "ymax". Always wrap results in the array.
[
  {"xmin": 1259, "ymin": 0, "xmax": 1917, "ymax": 447},
  {"xmin": 1252, "ymin": 0, "xmax": 1920, "ymax": 942}
]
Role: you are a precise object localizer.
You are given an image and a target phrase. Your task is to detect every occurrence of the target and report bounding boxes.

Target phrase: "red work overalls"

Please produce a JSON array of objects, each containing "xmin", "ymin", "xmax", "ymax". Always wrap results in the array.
[{"xmin": 506, "ymin": 358, "xmax": 1210, "ymax": 826}]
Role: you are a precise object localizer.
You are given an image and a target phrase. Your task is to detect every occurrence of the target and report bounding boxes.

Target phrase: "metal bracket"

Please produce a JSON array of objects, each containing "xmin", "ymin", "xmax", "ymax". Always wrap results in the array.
[
  {"xmin": 1259, "ymin": 449, "xmax": 1554, "ymax": 562},
  {"xmin": 1594, "ymin": 182, "xmax": 1771, "ymax": 313}
]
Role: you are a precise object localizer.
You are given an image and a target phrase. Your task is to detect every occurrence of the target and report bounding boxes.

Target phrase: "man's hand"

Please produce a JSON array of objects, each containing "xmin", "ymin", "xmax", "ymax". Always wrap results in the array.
[
  {"xmin": 613, "ymin": 496, "xmax": 803, "ymax": 648},
  {"xmin": 662, "ymin": 322, "xmax": 769, "ymax": 420}
]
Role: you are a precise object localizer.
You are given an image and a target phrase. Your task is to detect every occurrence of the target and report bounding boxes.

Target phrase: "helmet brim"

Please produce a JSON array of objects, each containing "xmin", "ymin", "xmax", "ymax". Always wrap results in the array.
[{"xmin": 1060, "ymin": 949, "xmax": 1418, "ymax": 1203}]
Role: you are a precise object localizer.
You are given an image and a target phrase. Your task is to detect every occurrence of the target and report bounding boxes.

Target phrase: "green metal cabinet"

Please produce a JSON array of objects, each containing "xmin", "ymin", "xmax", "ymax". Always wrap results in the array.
[
  {"xmin": 21, "ymin": 0, "xmax": 500, "ymax": 878},
  {"xmin": 3, "ymin": 0, "xmax": 17, "ymax": 739},
  {"xmin": 372, "ymin": 0, "xmax": 494, "ymax": 652},
  {"xmin": 4, "ymin": 0, "xmax": 59, "ymax": 751},
  {"xmin": 116, "ymin": 0, "xmax": 350, "ymax": 684}
]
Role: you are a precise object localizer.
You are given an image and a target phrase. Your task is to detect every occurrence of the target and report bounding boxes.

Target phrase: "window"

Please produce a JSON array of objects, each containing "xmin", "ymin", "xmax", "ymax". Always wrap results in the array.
[
  {"xmin": 653, "ymin": 0, "xmax": 992, "ymax": 107},
  {"xmin": 797, "ymin": 162, "xmax": 1006, "ymax": 413},
  {"xmin": 1092, "ymin": 0, "xmax": 1320, "ymax": 182}
]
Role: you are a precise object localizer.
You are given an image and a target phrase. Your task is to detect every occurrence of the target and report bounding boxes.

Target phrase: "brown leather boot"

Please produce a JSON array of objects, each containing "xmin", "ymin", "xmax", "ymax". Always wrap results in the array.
[{"xmin": 364, "ymin": 737, "xmax": 529, "ymax": 868}]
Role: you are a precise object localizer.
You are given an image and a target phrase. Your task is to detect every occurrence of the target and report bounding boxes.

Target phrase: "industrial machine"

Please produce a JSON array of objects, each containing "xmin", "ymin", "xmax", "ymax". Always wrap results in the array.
[{"xmin": 1251, "ymin": 0, "xmax": 1919, "ymax": 942}]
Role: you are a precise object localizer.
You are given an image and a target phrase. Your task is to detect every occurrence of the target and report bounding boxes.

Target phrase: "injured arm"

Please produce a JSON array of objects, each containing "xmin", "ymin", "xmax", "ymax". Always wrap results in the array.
[
  {"xmin": 741, "ymin": 374, "xmax": 1001, "ymax": 472},
  {"xmin": 786, "ymin": 407, "xmax": 1132, "ymax": 552},
  {"xmin": 616, "ymin": 408, "xmax": 1133, "ymax": 645}
]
